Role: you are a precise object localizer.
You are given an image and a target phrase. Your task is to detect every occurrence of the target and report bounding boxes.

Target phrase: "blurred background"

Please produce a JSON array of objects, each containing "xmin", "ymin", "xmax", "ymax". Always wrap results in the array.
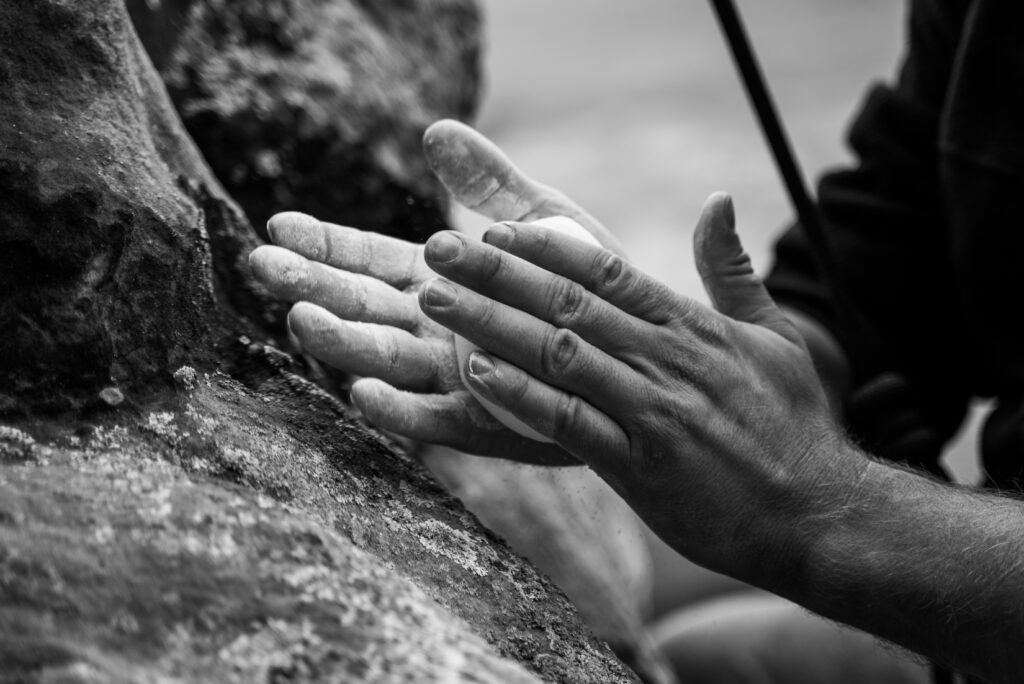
[
  {"xmin": 457, "ymin": 0, "xmax": 986, "ymax": 619},
  {"xmin": 460, "ymin": 0, "xmax": 903, "ymax": 298}
]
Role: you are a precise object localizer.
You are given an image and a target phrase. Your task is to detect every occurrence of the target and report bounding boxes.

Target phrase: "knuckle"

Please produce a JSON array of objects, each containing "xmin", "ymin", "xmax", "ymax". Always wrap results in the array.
[
  {"xmin": 374, "ymin": 327, "xmax": 401, "ymax": 370},
  {"xmin": 541, "ymin": 327, "xmax": 580, "ymax": 377},
  {"xmin": 380, "ymin": 333, "xmax": 402, "ymax": 372},
  {"xmin": 594, "ymin": 251, "xmax": 628, "ymax": 294},
  {"xmin": 476, "ymin": 296, "xmax": 498, "ymax": 330},
  {"xmin": 532, "ymin": 224, "xmax": 554, "ymax": 252},
  {"xmin": 548, "ymin": 278, "xmax": 586, "ymax": 327},
  {"xmin": 507, "ymin": 369, "xmax": 532, "ymax": 402},
  {"xmin": 348, "ymin": 276, "xmax": 369, "ymax": 319},
  {"xmin": 552, "ymin": 393, "xmax": 584, "ymax": 440},
  {"xmin": 480, "ymin": 245, "xmax": 506, "ymax": 284}
]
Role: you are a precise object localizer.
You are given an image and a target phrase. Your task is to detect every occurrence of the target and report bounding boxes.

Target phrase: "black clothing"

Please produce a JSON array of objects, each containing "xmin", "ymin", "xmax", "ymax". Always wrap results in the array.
[{"xmin": 764, "ymin": 0, "xmax": 1024, "ymax": 488}]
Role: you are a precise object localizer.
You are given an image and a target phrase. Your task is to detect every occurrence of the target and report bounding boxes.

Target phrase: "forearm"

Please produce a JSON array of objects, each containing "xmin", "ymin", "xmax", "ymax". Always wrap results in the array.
[{"xmin": 788, "ymin": 446, "xmax": 1024, "ymax": 683}]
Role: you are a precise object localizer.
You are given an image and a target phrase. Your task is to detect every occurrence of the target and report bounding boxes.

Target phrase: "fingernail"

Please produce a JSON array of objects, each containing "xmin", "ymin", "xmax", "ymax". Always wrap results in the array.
[
  {"xmin": 468, "ymin": 351, "xmax": 495, "ymax": 378},
  {"xmin": 720, "ymin": 193, "xmax": 735, "ymax": 228},
  {"xmin": 426, "ymin": 231, "xmax": 464, "ymax": 263},
  {"xmin": 423, "ymin": 280, "xmax": 457, "ymax": 307},
  {"xmin": 483, "ymin": 222, "xmax": 514, "ymax": 248}
]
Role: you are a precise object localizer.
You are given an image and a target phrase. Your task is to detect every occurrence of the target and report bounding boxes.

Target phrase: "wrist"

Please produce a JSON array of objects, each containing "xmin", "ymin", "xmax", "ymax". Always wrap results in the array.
[
  {"xmin": 752, "ymin": 431, "xmax": 875, "ymax": 601},
  {"xmin": 795, "ymin": 448, "xmax": 911, "ymax": 609}
]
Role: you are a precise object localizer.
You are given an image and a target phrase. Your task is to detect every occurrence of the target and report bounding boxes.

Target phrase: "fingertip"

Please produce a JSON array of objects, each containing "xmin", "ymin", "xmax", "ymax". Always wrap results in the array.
[
  {"xmin": 701, "ymin": 191, "xmax": 734, "ymax": 226},
  {"xmin": 248, "ymin": 245, "xmax": 308, "ymax": 288},
  {"xmin": 423, "ymin": 230, "xmax": 465, "ymax": 265},
  {"xmin": 351, "ymin": 378, "xmax": 419, "ymax": 435},
  {"xmin": 248, "ymin": 245, "xmax": 268, "ymax": 275},
  {"xmin": 350, "ymin": 377, "xmax": 387, "ymax": 413},
  {"xmin": 248, "ymin": 245, "xmax": 274, "ymax": 283},
  {"xmin": 267, "ymin": 211, "xmax": 319, "ymax": 246},
  {"xmin": 421, "ymin": 121, "xmax": 519, "ymax": 210},
  {"xmin": 423, "ymin": 118, "xmax": 462, "ymax": 146},
  {"xmin": 695, "ymin": 191, "xmax": 739, "ymax": 260},
  {"xmin": 422, "ymin": 118, "xmax": 471, "ymax": 171},
  {"xmin": 286, "ymin": 300, "xmax": 327, "ymax": 339}
]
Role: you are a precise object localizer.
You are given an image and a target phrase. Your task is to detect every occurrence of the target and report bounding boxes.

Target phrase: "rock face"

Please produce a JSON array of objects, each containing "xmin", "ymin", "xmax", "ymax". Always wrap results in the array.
[
  {"xmin": 1, "ymin": 431, "xmax": 535, "ymax": 683},
  {"xmin": 0, "ymin": 0, "xmax": 281, "ymax": 414},
  {"xmin": 127, "ymin": 0, "xmax": 482, "ymax": 243},
  {"xmin": 0, "ymin": 1, "xmax": 636, "ymax": 681},
  {"xmin": 1, "ymin": 372, "xmax": 633, "ymax": 682}
]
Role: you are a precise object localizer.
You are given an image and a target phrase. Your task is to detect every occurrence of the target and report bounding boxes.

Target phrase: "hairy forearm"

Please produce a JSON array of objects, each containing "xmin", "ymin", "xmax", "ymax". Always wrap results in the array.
[{"xmin": 790, "ymin": 447, "xmax": 1024, "ymax": 683}]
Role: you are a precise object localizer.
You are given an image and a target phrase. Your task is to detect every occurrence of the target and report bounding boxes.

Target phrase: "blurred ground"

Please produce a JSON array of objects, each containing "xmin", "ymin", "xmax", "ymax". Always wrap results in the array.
[{"xmin": 461, "ymin": 0, "xmax": 985, "ymax": 618}]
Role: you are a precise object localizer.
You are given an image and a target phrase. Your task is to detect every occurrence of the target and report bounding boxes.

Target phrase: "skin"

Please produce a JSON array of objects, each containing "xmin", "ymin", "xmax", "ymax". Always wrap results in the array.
[
  {"xmin": 252, "ymin": 119, "xmax": 1024, "ymax": 682},
  {"xmin": 249, "ymin": 120, "xmax": 621, "ymax": 465},
  {"xmin": 419, "ymin": 194, "xmax": 851, "ymax": 583},
  {"xmin": 250, "ymin": 120, "xmax": 674, "ymax": 681},
  {"xmin": 418, "ymin": 191, "xmax": 1024, "ymax": 683}
]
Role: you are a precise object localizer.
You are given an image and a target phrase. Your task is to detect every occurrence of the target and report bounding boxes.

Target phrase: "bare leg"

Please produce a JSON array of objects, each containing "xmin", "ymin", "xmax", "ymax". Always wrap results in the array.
[{"xmin": 650, "ymin": 590, "xmax": 931, "ymax": 684}]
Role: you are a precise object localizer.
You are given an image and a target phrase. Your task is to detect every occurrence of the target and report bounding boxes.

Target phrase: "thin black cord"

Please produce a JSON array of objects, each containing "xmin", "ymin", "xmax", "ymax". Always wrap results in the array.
[
  {"xmin": 705, "ymin": 3, "xmax": 951, "ymax": 683},
  {"xmin": 706, "ymin": 0, "xmax": 838, "ymax": 282}
]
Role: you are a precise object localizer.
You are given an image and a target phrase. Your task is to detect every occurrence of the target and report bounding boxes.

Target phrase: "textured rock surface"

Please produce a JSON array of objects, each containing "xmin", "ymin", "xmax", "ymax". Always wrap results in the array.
[
  {"xmin": 0, "ymin": 1, "xmax": 636, "ymax": 681},
  {"xmin": 0, "ymin": 435, "xmax": 534, "ymax": 683},
  {"xmin": 1, "ymin": 370, "xmax": 635, "ymax": 682},
  {"xmin": 127, "ymin": 0, "xmax": 483, "ymax": 243},
  {"xmin": 0, "ymin": 0, "xmax": 282, "ymax": 414}
]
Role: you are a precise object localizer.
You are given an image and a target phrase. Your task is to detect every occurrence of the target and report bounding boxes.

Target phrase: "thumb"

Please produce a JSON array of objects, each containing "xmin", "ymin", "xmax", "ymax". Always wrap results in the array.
[
  {"xmin": 694, "ymin": 192, "xmax": 801, "ymax": 343},
  {"xmin": 422, "ymin": 118, "xmax": 536, "ymax": 221},
  {"xmin": 422, "ymin": 119, "xmax": 625, "ymax": 254}
]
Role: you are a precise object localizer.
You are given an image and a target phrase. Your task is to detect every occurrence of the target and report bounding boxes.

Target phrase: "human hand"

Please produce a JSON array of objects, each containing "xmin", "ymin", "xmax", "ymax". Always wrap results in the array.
[
  {"xmin": 248, "ymin": 122, "xmax": 671, "ymax": 674},
  {"xmin": 249, "ymin": 120, "xmax": 622, "ymax": 464},
  {"xmin": 417, "ymin": 193, "xmax": 867, "ymax": 586}
]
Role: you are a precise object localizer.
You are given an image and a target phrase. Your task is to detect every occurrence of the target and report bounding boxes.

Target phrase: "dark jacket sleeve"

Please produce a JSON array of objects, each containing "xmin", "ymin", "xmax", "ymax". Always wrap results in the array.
[{"xmin": 764, "ymin": 0, "xmax": 974, "ymax": 433}]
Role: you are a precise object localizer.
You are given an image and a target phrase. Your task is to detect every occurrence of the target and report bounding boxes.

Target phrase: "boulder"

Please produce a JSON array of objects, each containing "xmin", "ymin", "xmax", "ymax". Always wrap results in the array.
[
  {"xmin": 127, "ymin": 0, "xmax": 482, "ymax": 243},
  {"xmin": 0, "ymin": 1, "xmax": 636, "ymax": 681},
  {"xmin": 0, "ymin": 0, "xmax": 282, "ymax": 413},
  {"xmin": 0, "ymin": 371, "xmax": 634, "ymax": 682}
]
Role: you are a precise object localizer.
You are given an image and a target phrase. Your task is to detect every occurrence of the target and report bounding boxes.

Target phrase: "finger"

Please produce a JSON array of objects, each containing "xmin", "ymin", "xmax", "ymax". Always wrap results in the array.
[
  {"xmin": 351, "ymin": 378, "xmax": 580, "ymax": 466},
  {"xmin": 693, "ymin": 193, "xmax": 802, "ymax": 344},
  {"xmin": 250, "ymin": 246, "xmax": 420, "ymax": 329},
  {"xmin": 422, "ymin": 231, "xmax": 648, "ymax": 353},
  {"xmin": 267, "ymin": 211, "xmax": 431, "ymax": 289},
  {"xmin": 288, "ymin": 302, "xmax": 440, "ymax": 391},
  {"xmin": 461, "ymin": 352, "xmax": 628, "ymax": 471},
  {"xmin": 418, "ymin": 278, "xmax": 638, "ymax": 414},
  {"xmin": 422, "ymin": 119, "xmax": 625, "ymax": 254},
  {"xmin": 482, "ymin": 221, "xmax": 686, "ymax": 326}
]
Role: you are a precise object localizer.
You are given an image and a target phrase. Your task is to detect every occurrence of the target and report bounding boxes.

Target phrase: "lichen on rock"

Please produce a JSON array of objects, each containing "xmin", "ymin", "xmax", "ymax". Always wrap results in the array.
[{"xmin": 1, "ymin": 370, "xmax": 637, "ymax": 682}]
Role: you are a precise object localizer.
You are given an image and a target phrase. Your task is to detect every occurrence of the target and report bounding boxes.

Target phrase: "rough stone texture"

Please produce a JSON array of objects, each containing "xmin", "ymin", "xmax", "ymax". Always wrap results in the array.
[
  {"xmin": 0, "ymin": 0, "xmax": 284, "ymax": 414},
  {"xmin": 0, "ymin": 1, "xmax": 636, "ymax": 681},
  {"xmin": 1, "ymin": 369, "xmax": 635, "ymax": 682},
  {"xmin": 127, "ymin": 0, "xmax": 483, "ymax": 243},
  {"xmin": 0, "ymin": 437, "xmax": 534, "ymax": 683}
]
